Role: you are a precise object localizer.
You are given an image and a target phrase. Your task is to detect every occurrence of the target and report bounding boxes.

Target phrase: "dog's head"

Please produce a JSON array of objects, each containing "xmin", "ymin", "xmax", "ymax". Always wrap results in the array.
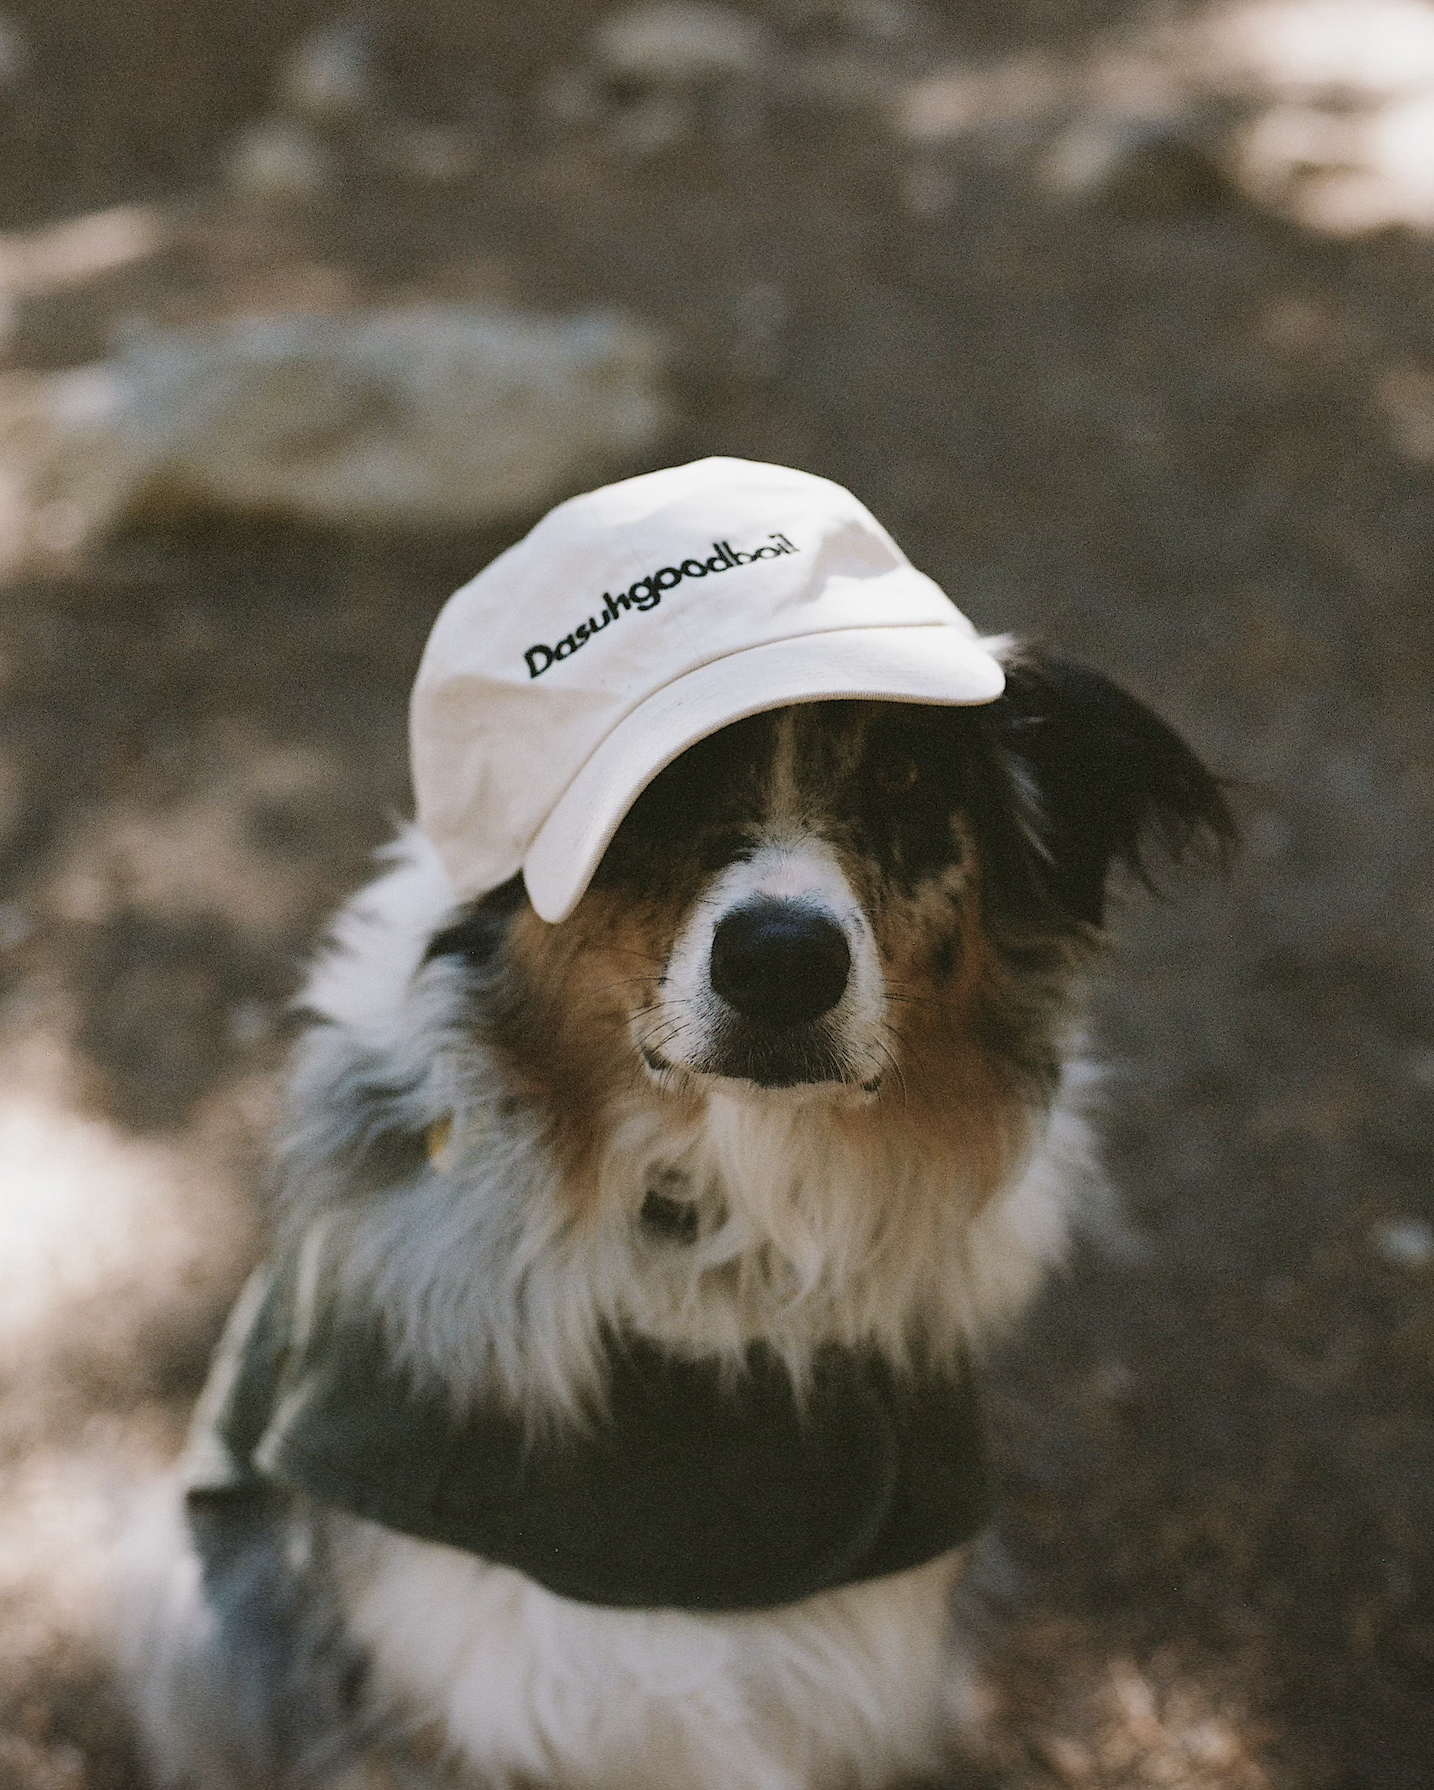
[
  {"xmin": 289, "ymin": 647, "xmax": 1234, "ymax": 1406},
  {"xmin": 427, "ymin": 647, "xmax": 1232, "ymax": 1133}
]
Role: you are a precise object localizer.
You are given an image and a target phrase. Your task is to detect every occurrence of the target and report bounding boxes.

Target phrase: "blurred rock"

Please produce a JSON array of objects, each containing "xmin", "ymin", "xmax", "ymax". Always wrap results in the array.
[
  {"xmin": 546, "ymin": 3, "xmax": 777, "ymax": 152},
  {"xmin": 226, "ymin": 118, "xmax": 331, "ymax": 202},
  {"xmin": 0, "ymin": 206, "xmax": 167, "ymax": 298},
  {"xmin": 1374, "ymin": 361, "xmax": 1434, "ymax": 461},
  {"xmin": 1370, "ymin": 1217, "xmax": 1434, "ymax": 1269},
  {"xmin": 371, "ymin": 121, "xmax": 479, "ymax": 185},
  {"xmin": 277, "ymin": 15, "xmax": 378, "ymax": 126},
  {"xmin": 595, "ymin": 2, "xmax": 771, "ymax": 81},
  {"xmin": 900, "ymin": 55, "xmax": 1066, "ymax": 157},
  {"xmin": 0, "ymin": 204, "xmax": 173, "ymax": 372},
  {"xmin": 0, "ymin": 11, "xmax": 25, "ymax": 86},
  {"xmin": 1177, "ymin": 2, "xmax": 1434, "ymax": 233},
  {"xmin": 1043, "ymin": 118, "xmax": 1233, "ymax": 214},
  {"xmin": 777, "ymin": 0, "xmax": 925, "ymax": 47},
  {"xmin": 236, "ymin": 16, "xmax": 499, "ymax": 195},
  {"xmin": 0, "ymin": 306, "xmax": 669, "ymax": 562},
  {"xmin": 899, "ymin": 46, "xmax": 1224, "ymax": 213},
  {"xmin": 1202, "ymin": 0, "xmax": 1434, "ymax": 232}
]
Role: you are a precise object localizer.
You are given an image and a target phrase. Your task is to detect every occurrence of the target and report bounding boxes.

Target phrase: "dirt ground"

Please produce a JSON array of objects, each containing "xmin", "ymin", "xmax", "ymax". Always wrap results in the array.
[{"xmin": 0, "ymin": 2, "xmax": 1431, "ymax": 1787}]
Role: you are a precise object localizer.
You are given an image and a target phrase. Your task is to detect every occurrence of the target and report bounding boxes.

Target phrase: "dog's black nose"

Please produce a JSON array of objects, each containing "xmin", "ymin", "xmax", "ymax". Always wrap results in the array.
[{"xmin": 709, "ymin": 899, "xmax": 851, "ymax": 1028}]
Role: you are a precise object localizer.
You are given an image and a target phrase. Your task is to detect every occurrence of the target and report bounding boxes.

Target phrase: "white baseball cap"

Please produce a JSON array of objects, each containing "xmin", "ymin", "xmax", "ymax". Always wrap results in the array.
[{"xmin": 411, "ymin": 457, "xmax": 1005, "ymax": 923}]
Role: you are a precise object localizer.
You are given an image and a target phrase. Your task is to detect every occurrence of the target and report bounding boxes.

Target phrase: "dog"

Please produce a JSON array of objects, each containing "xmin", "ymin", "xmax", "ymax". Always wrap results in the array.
[{"xmin": 126, "ymin": 644, "xmax": 1231, "ymax": 1790}]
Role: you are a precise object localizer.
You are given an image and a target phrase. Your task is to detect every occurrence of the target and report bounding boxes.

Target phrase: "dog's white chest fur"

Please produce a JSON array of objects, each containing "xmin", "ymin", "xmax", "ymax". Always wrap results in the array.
[{"xmin": 334, "ymin": 1516, "xmax": 967, "ymax": 1790}]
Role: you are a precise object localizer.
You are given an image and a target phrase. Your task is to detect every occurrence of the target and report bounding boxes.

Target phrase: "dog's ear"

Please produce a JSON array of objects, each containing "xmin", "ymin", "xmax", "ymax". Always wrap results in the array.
[
  {"xmin": 992, "ymin": 647, "xmax": 1236, "ymax": 928},
  {"xmin": 423, "ymin": 873, "xmax": 529, "ymax": 968}
]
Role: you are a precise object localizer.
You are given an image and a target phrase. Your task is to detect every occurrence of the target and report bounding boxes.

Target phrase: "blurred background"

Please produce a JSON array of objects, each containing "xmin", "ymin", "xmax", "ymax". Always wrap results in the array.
[{"xmin": 0, "ymin": 1, "xmax": 1431, "ymax": 1785}]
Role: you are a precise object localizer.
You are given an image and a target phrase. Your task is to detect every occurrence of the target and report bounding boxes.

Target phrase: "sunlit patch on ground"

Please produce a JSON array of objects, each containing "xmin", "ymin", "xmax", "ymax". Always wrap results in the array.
[
  {"xmin": 0, "ymin": 1029, "xmax": 255, "ymax": 1383},
  {"xmin": 0, "ymin": 1437, "xmax": 151, "ymax": 1671},
  {"xmin": 965, "ymin": 1629, "xmax": 1283, "ymax": 1789},
  {"xmin": 0, "ymin": 1022, "xmax": 258, "ymax": 1783},
  {"xmin": 899, "ymin": 0, "xmax": 1434, "ymax": 234}
]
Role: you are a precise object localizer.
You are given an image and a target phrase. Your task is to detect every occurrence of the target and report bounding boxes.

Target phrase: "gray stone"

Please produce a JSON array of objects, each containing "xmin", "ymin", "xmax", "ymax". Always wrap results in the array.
[
  {"xmin": 1370, "ymin": 1218, "xmax": 1434, "ymax": 1270},
  {"xmin": 277, "ymin": 16, "xmax": 378, "ymax": 125},
  {"xmin": 595, "ymin": 2, "xmax": 772, "ymax": 81},
  {"xmin": 0, "ymin": 306, "xmax": 670, "ymax": 563},
  {"xmin": 0, "ymin": 11, "xmax": 26, "ymax": 86},
  {"xmin": 546, "ymin": 3, "xmax": 778, "ymax": 152}
]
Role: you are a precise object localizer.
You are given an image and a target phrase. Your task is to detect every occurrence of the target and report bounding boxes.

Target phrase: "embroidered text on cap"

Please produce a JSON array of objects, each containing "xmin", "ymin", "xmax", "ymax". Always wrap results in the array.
[{"xmin": 524, "ymin": 533, "xmax": 799, "ymax": 678}]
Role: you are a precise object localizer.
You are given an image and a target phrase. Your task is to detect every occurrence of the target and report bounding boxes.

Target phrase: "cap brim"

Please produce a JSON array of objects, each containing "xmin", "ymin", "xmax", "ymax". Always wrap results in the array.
[{"xmin": 523, "ymin": 625, "xmax": 1005, "ymax": 923}]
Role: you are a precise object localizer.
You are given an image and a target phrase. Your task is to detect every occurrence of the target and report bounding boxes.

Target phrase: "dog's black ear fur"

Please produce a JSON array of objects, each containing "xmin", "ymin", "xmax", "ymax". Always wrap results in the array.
[
  {"xmin": 993, "ymin": 649, "xmax": 1236, "ymax": 928},
  {"xmin": 423, "ymin": 873, "xmax": 528, "ymax": 969}
]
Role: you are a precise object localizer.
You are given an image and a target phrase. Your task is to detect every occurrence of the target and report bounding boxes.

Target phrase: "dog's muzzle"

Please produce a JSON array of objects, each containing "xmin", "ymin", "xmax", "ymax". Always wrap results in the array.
[
  {"xmin": 637, "ymin": 844, "xmax": 886, "ymax": 1095},
  {"xmin": 699, "ymin": 895, "xmax": 864, "ymax": 1089}
]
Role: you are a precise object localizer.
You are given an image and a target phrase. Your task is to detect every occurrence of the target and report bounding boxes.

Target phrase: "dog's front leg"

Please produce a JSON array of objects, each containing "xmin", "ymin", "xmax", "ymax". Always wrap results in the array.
[{"xmin": 126, "ymin": 1485, "xmax": 386, "ymax": 1790}]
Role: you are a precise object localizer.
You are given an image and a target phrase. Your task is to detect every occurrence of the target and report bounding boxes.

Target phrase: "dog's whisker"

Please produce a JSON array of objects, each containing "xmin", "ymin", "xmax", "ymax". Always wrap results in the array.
[
  {"xmin": 645, "ymin": 1017, "xmax": 696, "ymax": 1058},
  {"xmin": 874, "ymin": 1035, "xmax": 909, "ymax": 1107}
]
